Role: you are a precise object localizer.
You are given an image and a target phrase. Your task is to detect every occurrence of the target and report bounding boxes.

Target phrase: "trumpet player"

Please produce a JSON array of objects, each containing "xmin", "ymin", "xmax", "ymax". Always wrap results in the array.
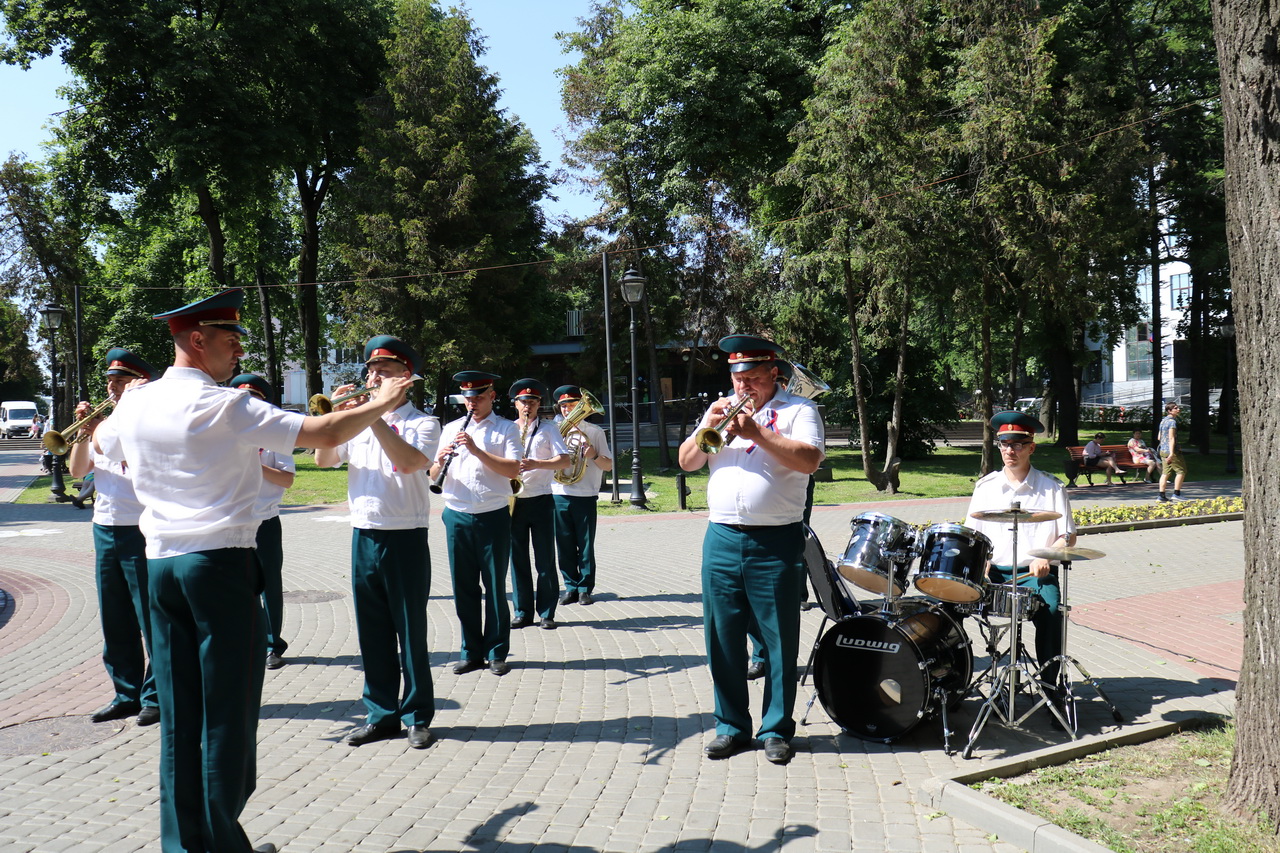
[
  {"xmin": 678, "ymin": 335, "xmax": 824, "ymax": 765},
  {"xmin": 94, "ymin": 290, "xmax": 417, "ymax": 853},
  {"xmin": 550, "ymin": 385, "xmax": 613, "ymax": 607},
  {"xmin": 68, "ymin": 347, "xmax": 162, "ymax": 727},
  {"xmin": 507, "ymin": 379, "xmax": 570, "ymax": 630},
  {"xmin": 432, "ymin": 370, "xmax": 522, "ymax": 676},
  {"xmin": 315, "ymin": 336, "xmax": 440, "ymax": 748}
]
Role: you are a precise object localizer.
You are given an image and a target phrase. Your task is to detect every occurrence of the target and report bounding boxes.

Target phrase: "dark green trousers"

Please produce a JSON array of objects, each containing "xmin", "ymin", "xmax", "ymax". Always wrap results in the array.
[
  {"xmin": 445, "ymin": 507, "xmax": 512, "ymax": 662},
  {"xmin": 702, "ymin": 522, "xmax": 803, "ymax": 742},
  {"xmin": 510, "ymin": 494, "xmax": 560, "ymax": 620},
  {"xmin": 990, "ymin": 564, "xmax": 1063, "ymax": 685},
  {"xmin": 255, "ymin": 515, "xmax": 287, "ymax": 656},
  {"xmin": 552, "ymin": 494, "xmax": 598, "ymax": 594},
  {"xmin": 93, "ymin": 523, "xmax": 156, "ymax": 709},
  {"xmin": 351, "ymin": 527, "xmax": 434, "ymax": 728},
  {"xmin": 149, "ymin": 547, "xmax": 265, "ymax": 853}
]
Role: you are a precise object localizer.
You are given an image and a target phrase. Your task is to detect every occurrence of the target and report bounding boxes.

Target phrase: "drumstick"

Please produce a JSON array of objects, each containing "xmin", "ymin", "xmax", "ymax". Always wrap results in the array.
[{"xmin": 1015, "ymin": 572, "xmax": 1032, "ymax": 581}]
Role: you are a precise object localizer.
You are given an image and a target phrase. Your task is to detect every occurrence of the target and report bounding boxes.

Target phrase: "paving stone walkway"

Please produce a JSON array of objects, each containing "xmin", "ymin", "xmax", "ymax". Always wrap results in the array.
[{"xmin": 0, "ymin": 444, "xmax": 1241, "ymax": 852}]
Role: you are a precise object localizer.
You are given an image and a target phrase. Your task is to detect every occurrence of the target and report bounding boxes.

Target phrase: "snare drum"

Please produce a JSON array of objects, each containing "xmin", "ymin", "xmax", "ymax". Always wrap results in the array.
[
  {"xmin": 913, "ymin": 523, "xmax": 992, "ymax": 603},
  {"xmin": 979, "ymin": 582, "xmax": 1044, "ymax": 621},
  {"xmin": 837, "ymin": 512, "xmax": 915, "ymax": 596}
]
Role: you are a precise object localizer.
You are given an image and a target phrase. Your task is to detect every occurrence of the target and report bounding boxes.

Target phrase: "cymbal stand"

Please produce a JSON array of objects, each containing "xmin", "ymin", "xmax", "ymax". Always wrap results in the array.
[{"xmin": 1034, "ymin": 559, "xmax": 1125, "ymax": 735}]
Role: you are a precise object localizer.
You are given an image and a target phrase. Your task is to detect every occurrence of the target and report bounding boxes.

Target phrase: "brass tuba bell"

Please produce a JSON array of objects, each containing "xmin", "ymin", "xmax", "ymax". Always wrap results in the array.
[{"xmin": 553, "ymin": 389, "xmax": 604, "ymax": 485}]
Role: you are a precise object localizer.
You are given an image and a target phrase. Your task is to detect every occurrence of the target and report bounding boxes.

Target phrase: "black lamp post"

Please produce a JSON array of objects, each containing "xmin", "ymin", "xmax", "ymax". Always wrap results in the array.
[
  {"xmin": 40, "ymin": 303, "xmax": 69, "ymax": 500},
  {"xmin": 619, "ymin": 269, "xmax": 647, "ymax": 509},
  {"xmin": 1223, "ymin": 313, "xmax": 1237, "ymax": 474}
]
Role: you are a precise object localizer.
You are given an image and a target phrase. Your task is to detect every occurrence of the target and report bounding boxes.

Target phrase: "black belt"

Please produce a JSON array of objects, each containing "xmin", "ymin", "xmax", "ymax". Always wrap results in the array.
[{"xmin": 721, "ymin": 523, "xmax": 772, "ymax": 532}]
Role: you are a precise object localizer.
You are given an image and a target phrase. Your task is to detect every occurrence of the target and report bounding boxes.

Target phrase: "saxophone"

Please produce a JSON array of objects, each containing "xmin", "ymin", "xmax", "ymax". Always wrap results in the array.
[{"xmin": 553, "ymin": 390, "xmax": 604, "ymax": 486}]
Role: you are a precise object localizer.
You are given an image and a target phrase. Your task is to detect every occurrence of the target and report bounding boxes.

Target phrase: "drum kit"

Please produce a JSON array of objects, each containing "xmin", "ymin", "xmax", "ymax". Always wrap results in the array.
[{"xmin": 799, "ymin": 504, "xmax": 1123, "ymax": 757}]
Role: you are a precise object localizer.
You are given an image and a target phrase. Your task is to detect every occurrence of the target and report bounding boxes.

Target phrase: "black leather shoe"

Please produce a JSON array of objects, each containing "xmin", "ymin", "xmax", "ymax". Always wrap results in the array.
[
  {"xmin": 705, "ymin": 734, "xmax": 748, "ymax": 759},
  {"xmin": 136, "ymin": 706, "xmax": 161, "ymax": 727},
  {"xmin": 539, "ymin": 617, "xmax": 556, "ymax": 630},
  {"xmin": 407, "ymin": 725, "xmax": 433, "ymax": 749},
  {"xmin": 763, "ymin": 737, "xmax": 792, "ymax": 764},
  {"xmin": 265, "ymin": 652, "xmax": 285, "ymax": 670},
  {"xmin": 489, "ymin": 660, "xmax": 510, "ymax": 676},
  {"xmin": 511, "ymin": 616, "xmax": 532, "ymax": 629},
  {"xmin": 746, "ymin": 661, "xmax": 766, "ymax": 680},
  {"xmin": 452, "ymin": 659, "xmax": 484, "ymax": 675},
  {"xmin": 579, "ymin": 591, "xmax": 594, "ymax": 605},
  {"xmin": 344, "ymin": 724, "xmax": 399, "ymax": 746},
  {"xmin": 90, "ymin": 701, "xmax": 140, "ymax": 723},
  {"xmin": 559, "ymin": 590, "xmax": 579, "ymax": 605},
  {"xmin": 253, "ymin": 844, "xmax": 278, "ymax": 853}
]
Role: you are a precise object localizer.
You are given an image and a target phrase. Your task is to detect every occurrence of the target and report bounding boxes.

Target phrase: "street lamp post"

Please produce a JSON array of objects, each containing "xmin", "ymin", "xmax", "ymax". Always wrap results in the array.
[
  {"xmin": 1223, "ymin": 313, "xmax": 1237, "ymax": 475},
  {"xmin": 619, "ymin": 269, "xmax": 647, "ymax": 509},
  {"xmin": 40, "ymin": 303, "xmax": 69, "ymax": 500}
]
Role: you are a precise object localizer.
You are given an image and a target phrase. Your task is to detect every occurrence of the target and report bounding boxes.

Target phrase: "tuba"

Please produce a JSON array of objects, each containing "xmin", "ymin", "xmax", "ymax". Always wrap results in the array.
[
  {"xmin": 553, "ymin": 390, "xmax": 604, "ymax": 485},
  {"xmin": 786, "ymin": 362, "xmax": 831, "ymax": 400}
]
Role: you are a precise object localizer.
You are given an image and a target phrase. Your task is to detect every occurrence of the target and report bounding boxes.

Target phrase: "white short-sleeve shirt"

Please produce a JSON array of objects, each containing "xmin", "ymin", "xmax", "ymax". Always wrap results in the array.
[
  {"xmin": 703, "ymin": 385, "xmax": 825, "ymax": 526},
  {"xmin": 550, "ymin": 420, "xmax": 613, "ymax": 499},
  {"xmin": 438, "ymin": 411, "xmax": 521, "ymax": 514},
  {"xmin": 253, "ymin": 448, "xmax": 298, "ymax": 521},
  {"xmin": 331, "ymin": 404, "xmax": 440, "ymax": 530},
  {"xmin": 88, "ymin": 449, "xmax": 145, "ymax": 527},
  {"xmin": 514, "ymin": 417, "xmax": 570, "ymax": 498},
  {"xmin": 96, "ymin": 366, "xmax": 304, "ymax": 559},
  {"xmin": 966, "ymin": 466, "xmax": 1075, "ymax": 568}
]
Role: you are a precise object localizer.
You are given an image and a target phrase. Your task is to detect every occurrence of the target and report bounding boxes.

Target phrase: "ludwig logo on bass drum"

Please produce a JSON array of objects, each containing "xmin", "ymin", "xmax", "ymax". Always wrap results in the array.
[{"xmin": 836, "ymin": 635, "xmax": 901, "ymax": 654}]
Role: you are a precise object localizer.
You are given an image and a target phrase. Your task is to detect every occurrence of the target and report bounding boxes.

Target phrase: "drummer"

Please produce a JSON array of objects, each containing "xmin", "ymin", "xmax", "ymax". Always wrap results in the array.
[{"xmin": 966, "ymin": 411, "xmax": 1076, "ymax": 719}]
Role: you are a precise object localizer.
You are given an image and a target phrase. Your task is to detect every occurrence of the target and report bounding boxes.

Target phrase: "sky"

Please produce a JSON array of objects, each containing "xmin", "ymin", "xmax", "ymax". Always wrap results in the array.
[{"xmin": 0, "ymin": 0, "xmax": 599, "ymax": 223}]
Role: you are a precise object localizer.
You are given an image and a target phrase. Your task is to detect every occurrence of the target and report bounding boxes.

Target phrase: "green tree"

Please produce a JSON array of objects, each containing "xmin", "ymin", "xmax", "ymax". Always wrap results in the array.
[{"xmin": 329, "ymin": 1, "xmax": 550, "ymax": 406}]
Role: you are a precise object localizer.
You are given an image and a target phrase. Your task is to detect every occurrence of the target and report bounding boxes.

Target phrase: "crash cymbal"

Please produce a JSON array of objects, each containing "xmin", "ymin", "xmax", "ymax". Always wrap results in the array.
[
  {"xmin": 969, "ymin": 507, "xmax": 1063, "ymax": 523},
  {"xmin": 1029, "ymin": 546, "xmax": 1106, "ymax": 562}
]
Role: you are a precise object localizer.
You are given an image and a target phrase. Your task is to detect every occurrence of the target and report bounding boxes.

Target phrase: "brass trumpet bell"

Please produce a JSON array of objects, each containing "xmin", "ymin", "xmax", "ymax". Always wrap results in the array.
[
  {"xmin": 42, "ymin": 398, "xmax": 115, "ymax": 456},
  {"xmin": 695, "ymin": 396, "xmax": 753, "ymax": 454}
]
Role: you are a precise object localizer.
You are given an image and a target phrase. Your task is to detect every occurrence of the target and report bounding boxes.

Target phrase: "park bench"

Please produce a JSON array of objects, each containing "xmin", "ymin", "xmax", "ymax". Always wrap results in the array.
[{"xmin": 1063, "ymin": 444, "xmax": 1152, "ymax": 487}]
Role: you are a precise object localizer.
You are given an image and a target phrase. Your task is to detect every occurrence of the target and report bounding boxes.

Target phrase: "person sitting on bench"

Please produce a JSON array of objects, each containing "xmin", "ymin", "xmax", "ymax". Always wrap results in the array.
[{"xmin": 1083, "ymin": 433, "xmax": 1123, "ymax": 485}]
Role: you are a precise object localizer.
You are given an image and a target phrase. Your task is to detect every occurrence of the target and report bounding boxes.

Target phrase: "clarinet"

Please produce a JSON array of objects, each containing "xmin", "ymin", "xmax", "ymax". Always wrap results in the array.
[{"xmin": 429, "ymin": 412, "xmax": 472, "ymax": 494}]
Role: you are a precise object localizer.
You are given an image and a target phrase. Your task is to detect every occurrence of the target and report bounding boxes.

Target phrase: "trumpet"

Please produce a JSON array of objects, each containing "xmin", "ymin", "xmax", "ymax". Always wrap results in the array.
[
  {"xmin": 308, "ymin": 384, "xmax": 375, "ymax": 415},
  {"xmin": 695, "ymin": 395, "xmax": 755, "ymax": 454},
  {"xmin": 42, "ymin": 398, "xmax": 116, "ymax": 456}
]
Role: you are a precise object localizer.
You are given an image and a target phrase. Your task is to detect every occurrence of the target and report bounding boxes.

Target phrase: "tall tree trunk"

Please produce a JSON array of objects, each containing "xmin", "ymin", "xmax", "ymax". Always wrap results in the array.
[
  {"xmin": 1186, "ymin": 251, "xmax": 1211, "ymax": 452},
  {"xmin": 295, "ymin": 166, "xmax": 330, "ymax": 399},
  {"xmin": 1213, "ymin": 0, "xmax": 1280, "ymax": 823},
  {"xmin": 979, "ymin": 275, "xmax": 995, "ymax": 477},
  {"xmin": 841, "ymin": 255, "xmax": 887, "ymax": 490},
  {"xmin": 1045, "ymin": 316, "xmax": 1081, "ymax": 447},
  {"xmin": 1148, "ymin": 160, "xmax": 1164, "ymax": 421},
  {"xmin": 194, "ymin": 185, "xmax": 227, "ymax": 288},
  {"xmin": 880, "ymin": 283, "xmax": 909, "ymax": 494},
  {"xmin": 255, "ymin": 260, "xmax": 280, "ymax": 398}
]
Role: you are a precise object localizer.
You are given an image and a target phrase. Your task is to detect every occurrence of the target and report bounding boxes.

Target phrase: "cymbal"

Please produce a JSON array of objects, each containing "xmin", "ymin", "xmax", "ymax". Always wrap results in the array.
[
  {"xmin": 1029, "ymin": 546, "xmax": 1106, "ymax": 562},
  {"xmin": 970, "ymin": 507, "xmax": 1063, "ymax": 523}
]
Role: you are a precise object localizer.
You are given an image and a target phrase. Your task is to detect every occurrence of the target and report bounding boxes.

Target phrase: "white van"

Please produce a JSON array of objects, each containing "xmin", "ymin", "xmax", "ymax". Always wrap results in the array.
[{"xmin": 1, "ymin": 401, "xmax": 40, "ymax": 439}]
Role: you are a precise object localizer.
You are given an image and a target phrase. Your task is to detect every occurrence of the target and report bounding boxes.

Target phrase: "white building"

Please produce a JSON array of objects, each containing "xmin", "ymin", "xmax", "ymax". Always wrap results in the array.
[{"xmin": 1082, "ymin": 260, "xmax": 1199, "ymax": 409}]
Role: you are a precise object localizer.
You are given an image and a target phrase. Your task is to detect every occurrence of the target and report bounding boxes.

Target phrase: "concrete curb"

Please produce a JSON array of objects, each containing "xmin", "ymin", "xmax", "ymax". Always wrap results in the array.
[
  {"xmin": 1078, "ymin": 512, "xmax": 1243, "ymax": 536},
  {"xmin": 918, "ymin": 713, "xmax": 1226, "ymax": 852}
]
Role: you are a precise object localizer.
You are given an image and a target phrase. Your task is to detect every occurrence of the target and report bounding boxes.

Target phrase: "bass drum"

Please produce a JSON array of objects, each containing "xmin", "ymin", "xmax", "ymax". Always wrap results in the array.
[{"xmin": 813, "ymin": 601, "xmax": 972, "ymax": 742}]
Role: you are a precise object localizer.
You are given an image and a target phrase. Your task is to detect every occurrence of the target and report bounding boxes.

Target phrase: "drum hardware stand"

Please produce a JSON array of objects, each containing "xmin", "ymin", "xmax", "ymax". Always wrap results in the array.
[
  {"xmin": 1030, "ymin": 558, "xmax": 1125, "ymax": 735},
  {"xmin": 962, "ymin": 502, "xmax": 1071, "ymax": 759}
]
